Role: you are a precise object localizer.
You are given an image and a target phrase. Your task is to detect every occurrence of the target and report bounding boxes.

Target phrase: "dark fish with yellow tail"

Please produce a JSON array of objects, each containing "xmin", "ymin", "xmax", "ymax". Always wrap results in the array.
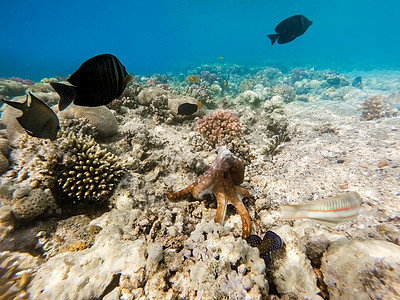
[
  {"xmin": 50, "ymin": 54, "xmax": 133, "ymax": 111},
  {"xmin": 268, "ymin": 15, "xmax": 312, "ymax": 45},
  {"xmin": 177, "ymin": 101, "xmax": 203, "ymax": 116},
  {"xmin": 281, "ymin": 191, "xmax": 362, "ymax": 226},
  {"xmin": 2, "ymin": 92, "xmax": 60, "ymax": 140}
]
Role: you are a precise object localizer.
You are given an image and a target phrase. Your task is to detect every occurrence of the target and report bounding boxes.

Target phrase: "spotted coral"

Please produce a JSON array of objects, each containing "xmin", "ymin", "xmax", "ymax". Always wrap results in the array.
[{"xmin": 55, "ymin": 132, "xmax": 125, "ymax": 202}]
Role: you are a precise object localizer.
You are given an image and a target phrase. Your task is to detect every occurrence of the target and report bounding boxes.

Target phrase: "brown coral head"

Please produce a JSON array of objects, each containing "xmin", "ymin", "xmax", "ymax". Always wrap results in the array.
[{"xmin": 194, "ymin": 110, "xmax": 243, "ymax": 146}]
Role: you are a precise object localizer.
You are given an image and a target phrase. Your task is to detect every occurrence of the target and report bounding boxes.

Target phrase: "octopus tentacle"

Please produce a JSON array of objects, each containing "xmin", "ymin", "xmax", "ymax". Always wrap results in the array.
[
  {"xmin": 214, "ymin": 192, "xmax": 228, "ymax": 224},
  {"xmin": 234, "ymin": 200, "xmax": 251, "ymax": 239},
  {"xmin": 235, "ymin": 186, "xmax": 250, "ymax": 200},
  {"xmin": 167, "ymin": 183, "xmax": 196, "ymax": 200}
]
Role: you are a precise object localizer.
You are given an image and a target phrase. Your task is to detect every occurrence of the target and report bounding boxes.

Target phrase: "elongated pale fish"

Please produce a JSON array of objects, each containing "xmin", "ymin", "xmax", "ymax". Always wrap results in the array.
[{"xmin": 281, "ymin": 191, "xmax": 362, "ymax": 226}]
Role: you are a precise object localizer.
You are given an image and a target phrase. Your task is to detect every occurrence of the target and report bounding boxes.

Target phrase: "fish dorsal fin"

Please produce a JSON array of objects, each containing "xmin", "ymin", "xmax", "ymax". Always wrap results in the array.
[{"xmin": 1, "ymin": 94, "xmax": 30, "ymax": 113}]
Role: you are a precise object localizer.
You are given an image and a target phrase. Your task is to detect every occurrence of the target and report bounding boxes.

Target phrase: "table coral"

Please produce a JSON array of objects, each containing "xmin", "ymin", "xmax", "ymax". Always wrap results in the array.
[{"xmin": 167, "ymin": 146, "xmax": 251, "ymax": 239}]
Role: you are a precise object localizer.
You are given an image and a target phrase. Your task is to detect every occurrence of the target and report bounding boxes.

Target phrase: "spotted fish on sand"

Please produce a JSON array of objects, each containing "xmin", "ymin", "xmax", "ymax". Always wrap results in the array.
[
  {"xmin": 51, "ymin": 54, "xmax": 133, "ymax": 111},
  {"xmin": 281, "ymin": 191, "xmax": 362, "ymax": 226},
  {"xmin": 2, "ymin": 92, "xmax": 60, "ymax": 140}
]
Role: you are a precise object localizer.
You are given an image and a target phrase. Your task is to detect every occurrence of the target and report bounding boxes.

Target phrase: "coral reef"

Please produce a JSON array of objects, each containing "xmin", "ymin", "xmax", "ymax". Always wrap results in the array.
[
  {"xmin": 0, "ymin": 79, "xmax": 28, "ymax": 99},
  {"xmin": 11, "ymin": 186, "xmax": 56, "ymax": 221},
  {"xmin": 167, "ymin": 146, "xmax": 252, "ymax": 238},
  {"xmin": 54, "ymin": 132, "xmax": 125, "ymax": 202},
  {"xmin": 272, "ymin": 84, "xmax": 296, "ymax": 103},
  {"xmin": 183, "ymin": 82, "xmax": 214, "ymax": 107},
  {"xmin": 0, "ymin": 65, "xmax": 399, "ymax": 300},
  {"xmin": 194, "ymin": 110, "xmax": 243, "ymax": 147}
]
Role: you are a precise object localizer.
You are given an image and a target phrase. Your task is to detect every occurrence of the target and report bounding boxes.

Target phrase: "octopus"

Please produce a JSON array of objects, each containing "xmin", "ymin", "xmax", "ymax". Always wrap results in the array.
[{"xmin": 167, "ymin": 146, "xmax": 252, "ymax": 239}]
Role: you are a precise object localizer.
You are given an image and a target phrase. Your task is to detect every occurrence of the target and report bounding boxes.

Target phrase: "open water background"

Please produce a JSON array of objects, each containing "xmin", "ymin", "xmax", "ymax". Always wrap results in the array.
[{"xmin": 1, "ymin": 0, "xmax": 400, "ymax": 80}]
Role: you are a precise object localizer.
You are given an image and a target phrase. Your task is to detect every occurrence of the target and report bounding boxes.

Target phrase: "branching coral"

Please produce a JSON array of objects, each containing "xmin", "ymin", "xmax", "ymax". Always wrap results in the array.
[
  {"xmin": 183, "ymin": 82, "xmax": 214, "ymax": 107},
  {"xmin": 359, "ymin": 95, "xmax": 390, "ymax": 120},
  {"xmin": 0, "ymin": 251, "xmax": 36, "ymax": 299},
  {"xmin": 194, "ymin": 111, "xmax": 243, "ymax": 147},
  {"xmin": 55, "ymin": 132, "xmax": 125, "ymax": 202}
]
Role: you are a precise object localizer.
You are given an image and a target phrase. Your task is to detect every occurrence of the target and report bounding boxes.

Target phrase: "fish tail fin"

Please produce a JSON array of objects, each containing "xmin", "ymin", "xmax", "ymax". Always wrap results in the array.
[
  {"xmin": 267, "ymin": 34, "xmax": 278, "ymax": 45},
  {"xmin": 124, "ymin": 74, "xmax": 134, "ymax": 87},
  {"xmin": 50, "ymin": 82, "xmax": 77, "ymax": 111},
  {"xmin": 280, "ymin": 205, "xmax": 304, "ymax": 220}
]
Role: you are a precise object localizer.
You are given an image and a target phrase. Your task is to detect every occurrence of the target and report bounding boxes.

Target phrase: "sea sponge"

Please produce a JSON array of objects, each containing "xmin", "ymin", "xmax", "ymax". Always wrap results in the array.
[
  {"xmin": 0, "ymin": 251, "xmax": 37, "ymax": 299},
  {"xmin": 55, "ymin": 132, "xmax": 125, "ymax": 202},
  {"xmin": 194, "ymin": 110, "xmax": 243, "ymax": 147}
]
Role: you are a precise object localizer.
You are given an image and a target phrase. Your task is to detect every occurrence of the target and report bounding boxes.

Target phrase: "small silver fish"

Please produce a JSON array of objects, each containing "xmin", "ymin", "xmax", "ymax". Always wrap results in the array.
[{"xmin": 280, "ymin": 191, "xmax": 362, "ymax": 226}]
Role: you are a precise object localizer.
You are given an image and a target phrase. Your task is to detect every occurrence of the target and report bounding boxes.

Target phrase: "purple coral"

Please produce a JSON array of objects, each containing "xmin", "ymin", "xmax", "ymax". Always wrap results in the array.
[{"xmin": 194, "ymin": 111, "xmax": 243, "ymax": 146}]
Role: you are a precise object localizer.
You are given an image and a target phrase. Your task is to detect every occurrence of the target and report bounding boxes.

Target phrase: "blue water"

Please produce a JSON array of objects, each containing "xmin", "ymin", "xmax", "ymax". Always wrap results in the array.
[{"xmin": 1, "ymin": 0, "xmax": 400, "ymax": 81}]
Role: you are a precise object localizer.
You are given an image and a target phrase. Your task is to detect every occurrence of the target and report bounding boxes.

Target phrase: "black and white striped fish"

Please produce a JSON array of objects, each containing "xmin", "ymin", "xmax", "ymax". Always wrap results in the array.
[{"xmin": 51, "ymin": 54, "xmax": 133, "ymax": 111}]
